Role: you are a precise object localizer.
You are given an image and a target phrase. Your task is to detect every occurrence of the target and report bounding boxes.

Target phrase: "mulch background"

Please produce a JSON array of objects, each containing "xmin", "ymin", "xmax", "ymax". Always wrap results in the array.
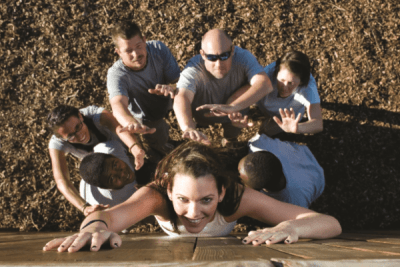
[{"xmin": 0, "ymin": 0, "xmax": 399, "ymax": 232}]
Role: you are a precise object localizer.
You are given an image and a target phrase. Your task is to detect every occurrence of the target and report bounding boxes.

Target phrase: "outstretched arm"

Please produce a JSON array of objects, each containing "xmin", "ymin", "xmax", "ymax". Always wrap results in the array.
[
  {"xmin": 99, "ymin": 109, "xmax": 145, "ymax": 170},
  {"xmin": 230, "ymin": 187, "xmax": 341, "ymax": 246},
  {"xmin": 110, "ymin": 95, "xmax": 156, "ymax": 135},
  {"xmin": 49, "ymin": 149, "xmax": 109, "ymax": 216},
  {"xmin": 173, "ymin": 88, "xmax": 211, "ymax": 145},
  {"xmin": 196, "ymin": 72, "xmax": 272, "ymax": 116},
  {"xmin": 43, "ymin": 186, "xmax": 167, "ymax": 252}
]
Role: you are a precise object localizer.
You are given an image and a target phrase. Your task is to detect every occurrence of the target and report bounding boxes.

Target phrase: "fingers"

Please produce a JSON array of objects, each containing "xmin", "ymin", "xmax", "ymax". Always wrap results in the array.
[
  {"xmin": 196, "ymin": 104, "xmax": 213, "ymax": 111},
  {"xmin": 148, "ymin": 84, "xmax": 176, "ymax": 98},
  {"xmin": 242, "ymin": 230, "xmax": 296, "ymax": 246},
  {"xmin": 88, "ymin": 231, "xmax": 111, "ymax": 252},
  {"xmin": 295, "ymin": 112, "xmax": 302, "ymax": 123},
  {"xmin": 273, "ymin": 116, "xmax": 282, "ymax": 125},
  {"xmin": 43, "ymin": 237, "xmax": 67, "ymax": 251},
  {"xmin": 109, "ymin": 232, "xmax": 122, "ymax": 249},
  {"xmin": 135, "ymin": 156, "xmax": 144, "ymax": 170},
  {"xmin": 67, "ymin": 232, "xmax": 93, "ymax": 253},
  {"xmin": 182, "ymin": 130, "xmax": 211, "ymax": 145},
  {"xmin": 120, "ymin": 124, "xmax": 156, "ymax": 135}
]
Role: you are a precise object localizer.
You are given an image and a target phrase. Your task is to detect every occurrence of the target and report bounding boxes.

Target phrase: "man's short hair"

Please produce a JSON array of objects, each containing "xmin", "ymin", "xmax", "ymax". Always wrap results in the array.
[
  {"xmin": 241, "ymin": 151, "xmax": 285, "ymax": 192},
  {"xmin": 80, "ymin": 153, "xmax": 115, "ymax": 188},
  {"xmin": 47, "ymin": 105, "xmax": 80, "ymax": 133},
  {"xmin": 111, "ymin": 21, "xmax": 143, "ymax": 47}
]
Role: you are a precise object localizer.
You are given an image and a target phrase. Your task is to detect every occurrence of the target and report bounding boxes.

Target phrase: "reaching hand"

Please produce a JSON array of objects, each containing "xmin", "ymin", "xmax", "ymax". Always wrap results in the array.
[
  {"xmin": 148, "ymin": 84, "xmax": 176, "ymax": 99},
  {"xmin": 119, "ymin": 122, "xmax": 156, "ymax": 135},
  {"xmin": 228, "ymin": 112, "xmax": 254, "ymax": 128},
  {"xmin": 43, "ymin": 229, "xmax": 121, "ymax": 253},
  {"xmin": 273, "ymin": 108, "xmax": 302, "ymax": 133},
  {"xmin": 196, "ymin": 104, "xmax": 238, "ymax": 117},
  {"xmin": 130, "ymin": 146, "xmax": 145, "ymax": 170},
  {"xmin": 182, "ymin": 128, "xmax": 211, "ymax": 145},
  {"xmin": 84, "ymin": 204, "xmax": 110, "ymax": 216},
  {"xmin": 242, "ymin": 221, "xmax": 298, "ymax": 246}
]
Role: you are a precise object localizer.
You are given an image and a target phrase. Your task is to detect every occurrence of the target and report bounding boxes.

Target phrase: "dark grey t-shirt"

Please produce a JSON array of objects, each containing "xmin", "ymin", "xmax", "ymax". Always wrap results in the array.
[{"xmin": 107, "ymin": 40, "xmax": 180, "ymax": 123}]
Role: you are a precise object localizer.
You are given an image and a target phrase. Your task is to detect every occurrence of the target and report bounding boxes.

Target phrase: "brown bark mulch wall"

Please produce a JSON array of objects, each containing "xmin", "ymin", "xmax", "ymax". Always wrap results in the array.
[{"xmin": 1, "ymin": 0, "xmax": 399, "ymax": 231}]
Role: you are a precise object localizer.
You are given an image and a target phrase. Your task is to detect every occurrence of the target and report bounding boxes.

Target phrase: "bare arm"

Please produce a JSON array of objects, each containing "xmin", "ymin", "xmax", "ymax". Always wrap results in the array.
[
  {"xmin": 297, "ymin": 103, "xmax": 323, "ymax": 134},
  {"xmin": 99, "ymin": 109, "xmax": 145, "ymax": 170},
  {"xmin": 49, "ymin": 149, "xmax": 109, "ymax": 215},
  {"xmin": 110, "ymin": 95, "xmax": 156, "ymax": 134},
  {"xmin": 43, "ymin": 186, "xmax": 168, "ymax": 252},
  {"xmin": 173, "ymin": 88, "xmax": 211, "ymax": 144},
  {"xmin": 229, "ymin": 187, "xmax": 341, "ymax": 245},
  {"xmin": 196, "ymin": 72, "xmax": 272, "ymax": 115},
  {"xmin": 273, "ymin": 104, "xmax": 323, "ymax": 134}
]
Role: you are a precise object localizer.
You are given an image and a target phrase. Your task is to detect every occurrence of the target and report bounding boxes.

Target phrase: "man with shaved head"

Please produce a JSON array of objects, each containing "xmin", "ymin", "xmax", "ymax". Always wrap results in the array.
[{"xmin": 173, "ymin": 29, "xmax": 272, "ymax": 144}]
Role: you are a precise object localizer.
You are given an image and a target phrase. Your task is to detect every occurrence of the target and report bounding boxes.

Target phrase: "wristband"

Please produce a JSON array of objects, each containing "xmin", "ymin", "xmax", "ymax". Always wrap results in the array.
[
  {"xmin": 81, "ymin": 202, "xmax": 90, "ymax": 213},
  {"xmin": 129, "ymin": 143, "xmax": 137, "ymax": 152},
  {"xmin": 80, "ymin": 219, "xmax": 108, "ymax": 230}
]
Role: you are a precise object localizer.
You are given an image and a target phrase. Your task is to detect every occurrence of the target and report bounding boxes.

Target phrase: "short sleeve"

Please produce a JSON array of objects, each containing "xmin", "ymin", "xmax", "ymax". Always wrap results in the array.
[{"xmin": 107, "ymin": 60, "xmax": 130, "ymax": 100}]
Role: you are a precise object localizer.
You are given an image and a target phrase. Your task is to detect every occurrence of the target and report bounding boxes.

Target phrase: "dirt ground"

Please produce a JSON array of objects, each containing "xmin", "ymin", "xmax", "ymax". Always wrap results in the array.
[{"xmin": 0, "ymin": 0, "xmax": 399, "ymax": 232}]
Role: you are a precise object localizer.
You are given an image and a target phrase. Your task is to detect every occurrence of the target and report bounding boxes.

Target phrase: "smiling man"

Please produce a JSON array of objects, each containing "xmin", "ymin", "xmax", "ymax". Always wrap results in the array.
[
  {"xmin": 173, "ymin": 29, "xmax": 273, "ymax": 144},
  {"xmin": 79, "ymin": 141, "xmax": 139, "ymax": 207},
  {"xmin": 107, "ymin": 21, "xmax": 180, "ymax": 155},
  {"xmin": 47, "ymin": 105, "xmax": 144, "ymax": 216}
]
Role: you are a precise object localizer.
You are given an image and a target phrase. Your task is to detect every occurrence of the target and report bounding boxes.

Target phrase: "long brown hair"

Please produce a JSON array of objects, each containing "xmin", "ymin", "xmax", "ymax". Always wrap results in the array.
[{"xmin": 150, "ymin": 141, "xmax": 244, "ymax": 232}]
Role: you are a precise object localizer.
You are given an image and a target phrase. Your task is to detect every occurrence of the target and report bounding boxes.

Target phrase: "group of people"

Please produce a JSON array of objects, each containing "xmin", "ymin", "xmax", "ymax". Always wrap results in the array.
[{"xmin": 43, "ymin": 20, "xmax": 341, "ymax": 252}]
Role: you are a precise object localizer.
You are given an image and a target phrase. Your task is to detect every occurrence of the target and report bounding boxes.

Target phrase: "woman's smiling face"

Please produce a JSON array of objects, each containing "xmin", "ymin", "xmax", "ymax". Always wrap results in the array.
[{"xmin": 168, "ymin": 173, "xmax": 225, "ymax": 233}]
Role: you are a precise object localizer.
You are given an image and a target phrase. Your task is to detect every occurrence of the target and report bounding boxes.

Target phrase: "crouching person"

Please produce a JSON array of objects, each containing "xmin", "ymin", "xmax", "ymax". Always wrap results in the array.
[
  {"xmin": 238, "ymin": 133, "xmax": 325, "ymax": 208},
  {"xmin": 79, "ymin": 140, "xmax": 144, "ymax": 207}
]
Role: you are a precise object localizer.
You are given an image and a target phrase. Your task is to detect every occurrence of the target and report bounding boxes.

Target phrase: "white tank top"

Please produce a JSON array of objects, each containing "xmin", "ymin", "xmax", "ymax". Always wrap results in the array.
[{"xmin": 155, "ymin": 211, "xmax": 237, "ymax": 237}]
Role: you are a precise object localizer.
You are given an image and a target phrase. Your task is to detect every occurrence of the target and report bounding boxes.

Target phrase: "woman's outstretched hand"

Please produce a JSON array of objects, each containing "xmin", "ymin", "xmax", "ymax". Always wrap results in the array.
[
  {"xmin": 242, "ymin": 221, "xmax": 298, "ymax": 246},
  {"xmin": 43, "ymin": 230, "xmax": 121, "ymax": 252}
]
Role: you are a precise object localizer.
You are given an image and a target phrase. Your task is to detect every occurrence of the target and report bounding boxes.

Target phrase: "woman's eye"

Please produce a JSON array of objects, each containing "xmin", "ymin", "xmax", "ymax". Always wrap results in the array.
[
  {"xmin": 202, "ymin": 198, "xmax": 212, "ymax": 203},
  {"xmin": 178, "ymin": 197, "xmax": 188, "ymax": 202}
]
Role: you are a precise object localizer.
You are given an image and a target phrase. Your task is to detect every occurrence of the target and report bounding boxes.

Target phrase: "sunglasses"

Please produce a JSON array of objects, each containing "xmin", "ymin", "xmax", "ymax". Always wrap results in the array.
[{"xmin": 203, "ymin": 47, "xmax": 232, "ymax": 62}]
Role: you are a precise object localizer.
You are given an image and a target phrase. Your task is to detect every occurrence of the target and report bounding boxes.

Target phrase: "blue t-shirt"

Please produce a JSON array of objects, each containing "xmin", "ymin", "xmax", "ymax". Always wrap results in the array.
[
  {"xmin": 248, "ymin": 134, "xmax": 325, "ymax": 208},
  {"xmin": 107, "ymin": 40, "xmax": 180, "ymax": 123},
  {"xmin": 257, "ymin": 61, "xmax": 320, "ymax": 119}
]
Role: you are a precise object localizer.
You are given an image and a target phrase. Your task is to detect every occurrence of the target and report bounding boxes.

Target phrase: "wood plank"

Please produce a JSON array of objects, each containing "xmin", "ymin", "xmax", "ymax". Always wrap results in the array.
[
  {"xmin": 321, "ymin": 234, "xmax": 400, "ymax": 246},
  {"xmin": 193, "ymin": 236, "xmax": 298, "ymax": 262},
  {"xmin": 272, "ymin": 258, "xmax": 400, "ymax": 267},
  {"xmin": 318, "ymin": 240, "xmax": 400, "ymax": 256},
  {"xmin": 0, "ymin": 234, "xmax": 196, "ymax": 264},
  {"xmin": 267, "ymin": 242, "xmax": 400, "ymax": 259},
  {"xmin": 0, "ymin": 232, "xmax": 73, "ymax": 243}
]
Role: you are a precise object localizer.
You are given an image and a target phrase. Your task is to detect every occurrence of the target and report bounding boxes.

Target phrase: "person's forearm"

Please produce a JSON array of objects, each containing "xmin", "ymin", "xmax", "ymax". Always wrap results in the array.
[
  {"xmin": 297, "ymin": 118, "xmax": 323, "ymax": 134},
  {"xmin": 289, "ymin": 213, "xmax": 342, "ymax": 239},
  {"xmin": 173, "ymin": 94, "xmax": 196, "ymax": 131},
  {"xmin": 229, "ymin": 75, "xmax": 272, "ymax": 111},
  {"xmin": 56, "ymin": 179, "xmax": 87, "ymax": 212},
  {"xmin": 110, "ymin": 97, "xmax": 138, "ymax": 127}
]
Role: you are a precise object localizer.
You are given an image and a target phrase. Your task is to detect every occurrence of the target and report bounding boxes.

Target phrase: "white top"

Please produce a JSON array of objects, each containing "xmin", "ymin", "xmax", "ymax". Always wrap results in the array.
[
  {"xmin": 257, "ymin": 61, "xmax": 320, "ymax": 119},
  {"xmin": 155, "ymin": 211, "xmax": 236, "ymax": 237}
]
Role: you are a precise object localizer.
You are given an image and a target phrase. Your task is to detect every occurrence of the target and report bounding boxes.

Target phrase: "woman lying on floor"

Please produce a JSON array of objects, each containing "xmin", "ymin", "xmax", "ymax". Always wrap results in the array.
[{"xmin": 43, "ymin": 141, "xmax": 341, "ymax": 252}]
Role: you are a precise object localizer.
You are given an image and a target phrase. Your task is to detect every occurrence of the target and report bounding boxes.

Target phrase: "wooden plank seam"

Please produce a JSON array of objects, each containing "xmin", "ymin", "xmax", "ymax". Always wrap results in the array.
[{"xmin": 325, "ymin": 244, "xmax": 400, "ymax": 256}]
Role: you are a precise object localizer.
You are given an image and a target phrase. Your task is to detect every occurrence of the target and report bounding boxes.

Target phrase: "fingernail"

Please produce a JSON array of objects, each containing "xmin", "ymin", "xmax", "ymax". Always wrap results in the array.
[
  {"xmin": 242, "ymin": 239, "xmax": 248, "ymax": 244},
  {"xmin": 255, "ymin": 240, "xmax": 259, "ymax": 243},
  {"xmin": 114, "ymin": 243, "xmax": 119, "ymax": 247},
  {"xmin": 71, "ymin": 245, "xmax": 75, "ymax": 248},
  {"xmin": 92, "ymin": 245, "xmax": 97, "ymax": 248},
  {"xmin": 61, "ymin": 245, "xmax": 64, "ymax": 247},
  {"xmin": 285, "ymin": 239, "xmax": 290, "ymax": 243}
]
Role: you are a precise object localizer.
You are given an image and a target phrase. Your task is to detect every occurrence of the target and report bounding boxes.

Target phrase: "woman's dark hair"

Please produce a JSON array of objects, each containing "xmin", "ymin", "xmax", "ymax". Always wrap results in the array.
[
  {"xmin": 150, "ymin": 141, "xmax": 244, "ymax": 233},
  {"xmin": 274, "ymin": 51, "xmax": 311, "ymax": 86},
  {"xmin": 47, "ymin": 105, "xmax": 80, "ymax": 133},
  {"xmin": 80, "ymin": 153, "xmax": 115, "ymax": 188}
]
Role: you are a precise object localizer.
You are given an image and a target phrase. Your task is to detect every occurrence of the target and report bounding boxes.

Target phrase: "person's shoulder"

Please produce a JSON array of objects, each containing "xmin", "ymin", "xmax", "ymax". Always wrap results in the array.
[
  {"xmin": 80, "ymin": 105, "xmax": 103, "ymax": 116},
  {"xmin": 108, "ymin": 59, "xmax": 127, "ymax": 75}
]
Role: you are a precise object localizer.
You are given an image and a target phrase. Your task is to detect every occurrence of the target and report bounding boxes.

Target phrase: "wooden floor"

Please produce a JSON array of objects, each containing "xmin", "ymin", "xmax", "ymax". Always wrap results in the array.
[{"xmin": 1, "ymin": 230, "xmax": 400, "ymax": 266}]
